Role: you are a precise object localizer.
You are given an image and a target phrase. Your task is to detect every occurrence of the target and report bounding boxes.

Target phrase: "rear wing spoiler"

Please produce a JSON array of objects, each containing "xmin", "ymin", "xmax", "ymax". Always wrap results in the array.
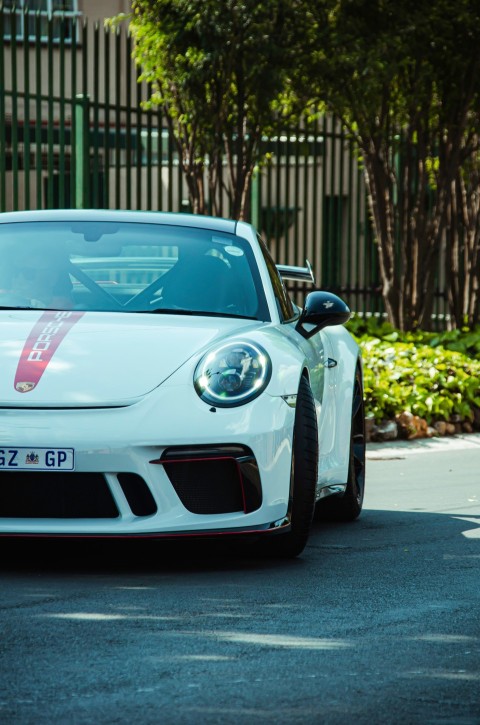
[{"xmin": 276, "ymin": 260, "xmax": 315, "ymax": 285}]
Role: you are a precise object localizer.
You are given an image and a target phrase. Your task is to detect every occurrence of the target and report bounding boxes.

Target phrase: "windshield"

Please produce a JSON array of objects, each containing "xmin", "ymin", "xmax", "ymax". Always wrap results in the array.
[{"xmin": 0, "ymin": 220, "xmax": 268, "ymax": 319}]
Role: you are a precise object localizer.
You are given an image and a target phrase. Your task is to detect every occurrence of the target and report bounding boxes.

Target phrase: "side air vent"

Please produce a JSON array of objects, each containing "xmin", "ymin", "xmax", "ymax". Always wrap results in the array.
[{"xmin": 117, "ymin": 473, "xmax": 157, "ymax": 517}]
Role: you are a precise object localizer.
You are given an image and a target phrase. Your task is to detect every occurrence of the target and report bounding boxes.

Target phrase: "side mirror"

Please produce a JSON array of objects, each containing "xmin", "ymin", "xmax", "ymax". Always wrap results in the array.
[{"xmin": 295, "ymin": 291, "xmax": 351, "ymax": 339}]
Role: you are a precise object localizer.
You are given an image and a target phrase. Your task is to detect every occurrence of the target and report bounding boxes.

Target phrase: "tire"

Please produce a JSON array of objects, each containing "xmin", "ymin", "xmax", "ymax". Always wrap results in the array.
[
  {"xmin": 265, "ymin": 376, "xmax": 318, "ymax": 557},
  {"xmin": 316, "ymin": 366, "xmax": 366, "ymax": 522}
]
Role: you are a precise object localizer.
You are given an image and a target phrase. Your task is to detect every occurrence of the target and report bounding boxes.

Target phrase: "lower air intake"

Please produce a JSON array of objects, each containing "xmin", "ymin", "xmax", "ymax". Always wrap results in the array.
[
  {"xmin": 164, "ymin": 458, "xmax": 244, "ymax": 514},
  {"xmin": 157, "ymin": 445, "xmax": 262, "ymax": 515},
  {"xmin": 0, "ymin": 471, "xmax": 118, "ymax": 518},
  {"xmin": 117, "ymin": 473, "xmax": 157, "ymax": 517}
]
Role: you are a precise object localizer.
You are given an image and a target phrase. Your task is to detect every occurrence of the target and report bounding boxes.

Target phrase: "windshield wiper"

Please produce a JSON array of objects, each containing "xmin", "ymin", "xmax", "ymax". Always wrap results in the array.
[
  {"xmin": 0, "ymin": 305, "xmax": 36, "ymax": 311},
  {"xmin": 144, "ymin": 308, "xmax": 257, "ymax": 320}
]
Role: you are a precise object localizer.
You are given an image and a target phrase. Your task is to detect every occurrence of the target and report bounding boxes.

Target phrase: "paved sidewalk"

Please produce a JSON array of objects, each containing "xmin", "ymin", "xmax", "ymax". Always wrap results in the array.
[{"xmin": 367, "ymin": 432, "xmax": 480, "ymax": 459}]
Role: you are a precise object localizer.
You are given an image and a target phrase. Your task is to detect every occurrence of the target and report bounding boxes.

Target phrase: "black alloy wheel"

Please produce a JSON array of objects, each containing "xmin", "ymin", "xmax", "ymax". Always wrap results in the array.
[{"xmin": 266, "ymin": 376, "xmax": 319, "ymax": 557}]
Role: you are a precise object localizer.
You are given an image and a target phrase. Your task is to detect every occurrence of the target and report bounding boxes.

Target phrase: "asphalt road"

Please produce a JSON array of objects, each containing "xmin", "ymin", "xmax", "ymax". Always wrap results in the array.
[{"xmin": 1, "ymin": 435, "xmax": 479, "ymax": 725}]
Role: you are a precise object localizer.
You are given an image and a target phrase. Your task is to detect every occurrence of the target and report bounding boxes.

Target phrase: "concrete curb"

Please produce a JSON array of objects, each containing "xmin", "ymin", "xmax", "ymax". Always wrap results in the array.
[{"xmin": 366, "ymin": 433, "xmax": 480, "ymax": 459}]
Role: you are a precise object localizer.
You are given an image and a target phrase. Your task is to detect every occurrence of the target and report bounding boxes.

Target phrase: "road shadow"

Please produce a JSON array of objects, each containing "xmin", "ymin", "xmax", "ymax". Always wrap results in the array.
[{"xmin": 0, "ymin": 505, "xmax": 478, "ymax": 577}]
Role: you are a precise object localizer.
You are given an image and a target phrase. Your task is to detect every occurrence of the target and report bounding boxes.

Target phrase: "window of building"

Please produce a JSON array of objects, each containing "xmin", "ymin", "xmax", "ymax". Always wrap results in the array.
[{"xmin": 3, "ymin": 0, "xmax": 81, "ymax": 43}]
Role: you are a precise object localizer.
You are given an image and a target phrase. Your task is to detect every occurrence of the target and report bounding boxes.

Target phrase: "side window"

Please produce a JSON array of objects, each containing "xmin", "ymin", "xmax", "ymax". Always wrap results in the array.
[{"xmin": 258, "ymin": 236, "xmax": 295, "ymax": 321}]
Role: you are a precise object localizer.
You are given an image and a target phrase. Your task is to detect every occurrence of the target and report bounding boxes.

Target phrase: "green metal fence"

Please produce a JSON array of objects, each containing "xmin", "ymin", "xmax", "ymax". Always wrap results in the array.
[{"xmin": 0, "ymin": 9, "xmax": 385, "ymax": 312}]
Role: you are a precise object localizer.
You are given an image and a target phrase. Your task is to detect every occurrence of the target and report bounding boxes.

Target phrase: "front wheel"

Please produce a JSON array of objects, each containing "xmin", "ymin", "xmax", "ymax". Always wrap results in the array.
[
  {"xmin": 266, "ymin": 376, "xmax": 318, "ymax": 557},
  {"xmin": 316, "ymin": 366, "xmax": 366, "ymax": 521}
]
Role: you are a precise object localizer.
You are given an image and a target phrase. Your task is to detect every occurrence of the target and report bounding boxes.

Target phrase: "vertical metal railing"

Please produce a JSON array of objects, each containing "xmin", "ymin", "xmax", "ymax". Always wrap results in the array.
[
  {"xmin": 9, "ymin": 7, "xmax": 18, "ymax": 210},
  {"xmin": 22, "ymin": 7, "xmax": 30, "ymax": 209},
  {"xmin": 91, "ymin": 22, "xmax": 101, "ymax": 208},
  {"xmin": 0, "ymin": 9, "xmax": 5, "ymax": 212},
  {"xmin": 124, "ymin": 29, "xmax": 132, "ymax": 211},
  {"xmin": 114, "ymin": 27, "xmax": 121, "ymax": 209},
  {"xmin": 74, "ymin": 94, "xmax": 88, "ymax": 209}
]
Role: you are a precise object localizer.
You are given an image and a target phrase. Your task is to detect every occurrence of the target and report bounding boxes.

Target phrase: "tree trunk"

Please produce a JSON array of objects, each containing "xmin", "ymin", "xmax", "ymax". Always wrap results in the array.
[
  {"xmin": 361, "ymin": 123, "xmax": 476, "ymax": 331},
  {"xmin": 362, "ymin": 148, "xmax": 401, "ymax": 328},
  {"xmin": 447, "ymin": 164, "xmax": 480, "ymax": 326}
]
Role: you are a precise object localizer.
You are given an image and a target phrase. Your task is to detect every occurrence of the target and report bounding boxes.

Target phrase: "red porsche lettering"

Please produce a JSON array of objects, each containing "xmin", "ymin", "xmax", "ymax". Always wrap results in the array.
[
  {"xmin": 15, "ymin": 311, "xmax": 85, "ymax": 393},
  {"xmin": 27, "ymin": 350, "xmax": 44, "ymax": 362}
]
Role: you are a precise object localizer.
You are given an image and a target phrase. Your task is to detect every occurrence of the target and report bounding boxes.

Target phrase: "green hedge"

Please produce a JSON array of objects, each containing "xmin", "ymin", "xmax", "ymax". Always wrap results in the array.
[{"xmin": 346, "ymin": 317, "xmax": 480, "ymax": 426}]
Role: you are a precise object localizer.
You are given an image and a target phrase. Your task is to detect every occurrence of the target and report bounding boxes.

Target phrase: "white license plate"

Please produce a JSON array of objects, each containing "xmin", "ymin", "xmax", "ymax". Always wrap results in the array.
[{"xmin": 0, "ymin": 447, "xmax": 75, "ymax": 471}]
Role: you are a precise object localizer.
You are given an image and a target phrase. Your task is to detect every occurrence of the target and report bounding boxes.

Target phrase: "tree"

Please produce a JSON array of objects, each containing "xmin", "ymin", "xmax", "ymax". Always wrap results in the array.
[
  {"xmin": 301, "ymin": 0, "xmax": 480, "ymax": 330},
  {"xmin": 446, "ymin": 150, "xmax": 480, "ymax": 327},
  {"xmin": 114, "ymin": 0, "xmax": 309, "ymax": 218}
]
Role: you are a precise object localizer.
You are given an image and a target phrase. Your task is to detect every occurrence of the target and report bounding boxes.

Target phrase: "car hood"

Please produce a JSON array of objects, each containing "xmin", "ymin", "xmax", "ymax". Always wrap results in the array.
[{"xmin": 0, "ymin": 310, "xmax": 261, "ymax": 407}]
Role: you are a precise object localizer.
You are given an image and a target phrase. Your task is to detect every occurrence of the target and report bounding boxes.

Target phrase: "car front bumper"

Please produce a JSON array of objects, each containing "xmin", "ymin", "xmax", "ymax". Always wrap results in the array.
[{"xmin": 0, "ymin": 385, "xmax": 295, "ymax": 537}]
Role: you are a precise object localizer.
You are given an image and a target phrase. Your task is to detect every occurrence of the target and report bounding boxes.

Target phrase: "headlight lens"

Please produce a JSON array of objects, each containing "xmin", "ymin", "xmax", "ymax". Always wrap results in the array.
[{"xmin": 194, "ymin": 341, "xmax": 271, "ymax": 407}]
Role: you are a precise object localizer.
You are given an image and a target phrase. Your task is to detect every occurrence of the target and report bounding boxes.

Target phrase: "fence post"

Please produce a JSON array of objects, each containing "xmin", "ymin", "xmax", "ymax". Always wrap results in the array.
[
  {"xmin": 74, "ymin": 94, "xmax": 90, "ymax": 209},
  {"xmin": 250, "ymin": 165, "xmax": 260, "ymax": 229},
  {"xmin": 0, "ymin": 9, "xmax": 5, "ymax": 213}
]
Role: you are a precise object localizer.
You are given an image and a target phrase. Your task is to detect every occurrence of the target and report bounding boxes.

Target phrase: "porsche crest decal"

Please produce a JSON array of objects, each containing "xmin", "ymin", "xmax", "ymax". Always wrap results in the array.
[
  {"xmin": 14, "ymin": 311, "xmax": 85, "ymax": 393},
  {"xmin": 16, "ymin": 382, "xmax": 36, "ymax": 393}
]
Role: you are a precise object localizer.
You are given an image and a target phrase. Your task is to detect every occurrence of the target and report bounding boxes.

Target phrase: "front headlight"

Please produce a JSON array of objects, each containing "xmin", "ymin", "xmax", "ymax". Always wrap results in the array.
[{"xmin": 194, "ymin": 341, "xmax": 272, "ymax": 407}]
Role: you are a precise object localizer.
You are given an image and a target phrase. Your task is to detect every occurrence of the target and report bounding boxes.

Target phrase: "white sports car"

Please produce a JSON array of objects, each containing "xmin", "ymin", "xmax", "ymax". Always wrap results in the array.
[{"xmin": 0, "ymin": 210, "xmax": 365, "ymax": 556}]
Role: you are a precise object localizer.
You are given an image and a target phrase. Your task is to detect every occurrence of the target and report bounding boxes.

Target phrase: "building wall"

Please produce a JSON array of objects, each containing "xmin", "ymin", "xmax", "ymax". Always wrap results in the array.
[{"xmin": 79, "ymin": 0, "xmax": 132, "ymax": 23}]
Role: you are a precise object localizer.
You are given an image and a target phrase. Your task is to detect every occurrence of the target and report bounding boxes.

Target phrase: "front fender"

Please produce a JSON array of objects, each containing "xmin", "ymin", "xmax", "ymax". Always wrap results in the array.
[{"xmin": 318, "ymin": 326, "xmax": 360, "ymax": 486}]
